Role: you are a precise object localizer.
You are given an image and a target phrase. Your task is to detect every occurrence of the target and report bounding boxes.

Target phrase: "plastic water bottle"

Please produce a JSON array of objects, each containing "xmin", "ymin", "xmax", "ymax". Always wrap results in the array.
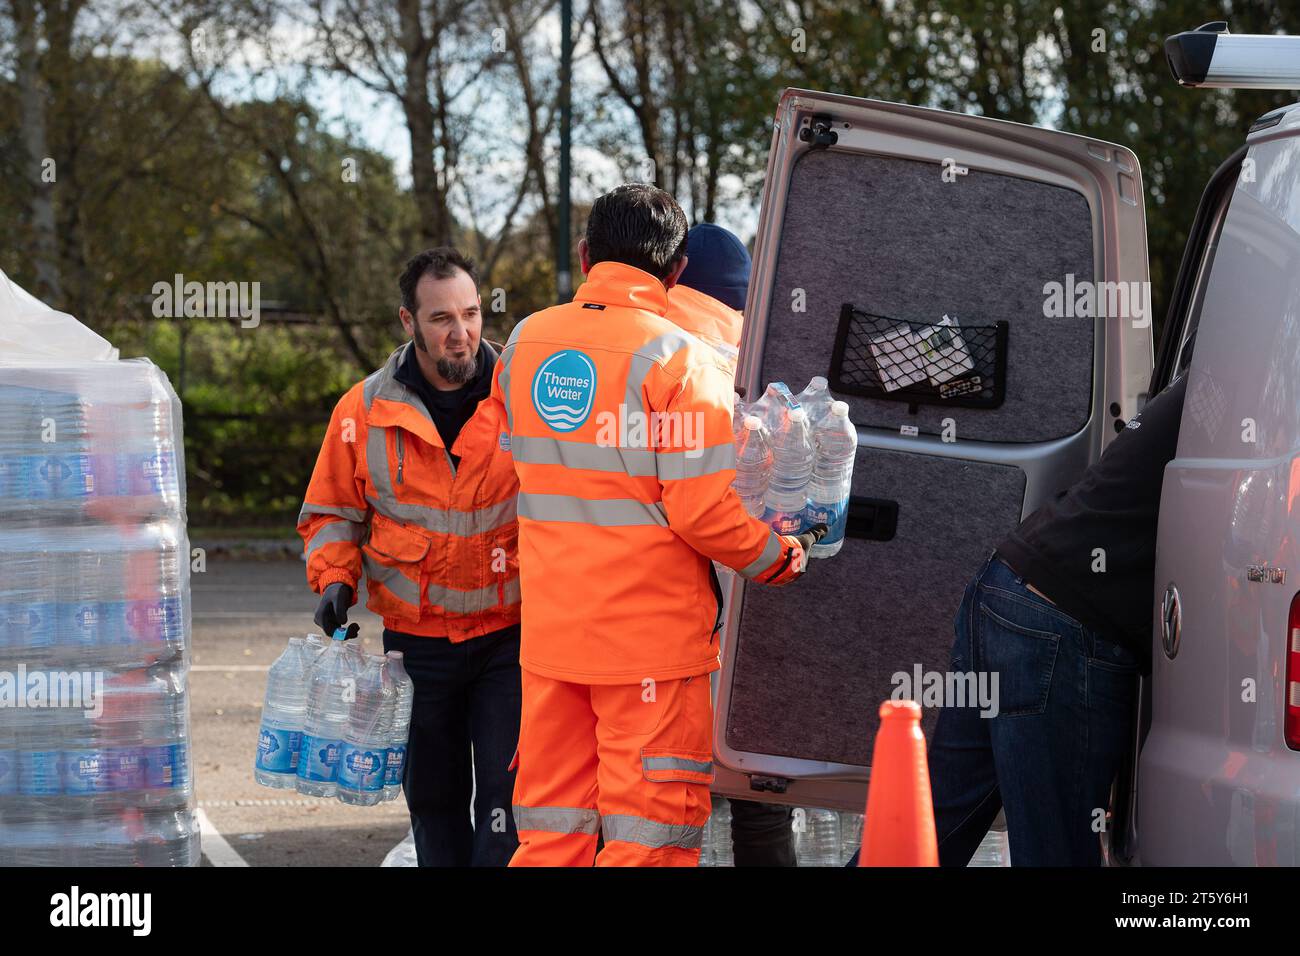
[
  {"xmin": 733, "ymin": 416, "xmax": 772, "ymax": 518},
  {"xmin": 796, "ymin": 376, "xmax": 833, "ymax": 428},
  {"xmin": 337, "ymin": 655, "xmax": 393, "ymax": 806},
  {"xmin": 753, "ymin": 382, "xmax": 800, "ymax": 436},
  {"xmin": 839, "ymin": 812, "xmax": 864, "ymax": 864},
  {"xmin": 296, "ymin": 629, "xmax": 353, "ymax": 797},
  {"xmin": 255, "ymin": 637, "xmax": 311, "ymax": 788},
  {"xmin": 732, "ymin": 394, "xmax": 748, "ymax": 443},
  {"xmin": 383, "ymin": 651, "xmax": 414, "ymax": 801},
  {"xmin": 708, "ymin": 796, "xmax": 734, "ymax": 867},
  {"xmin": 806, "ymin": 401, "xmax": 857, "ymax": 558},
  {"xmin": 793, "ymin": 807, "xmax": 841, "ymax": 866},
  {"xmin": 764, "ymin": 407, "xmax": 813, "ymax": 535}
]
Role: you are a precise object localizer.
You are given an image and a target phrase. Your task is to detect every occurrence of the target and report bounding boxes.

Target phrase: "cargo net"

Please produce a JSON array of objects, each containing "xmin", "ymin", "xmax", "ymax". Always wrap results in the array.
[{"xmin": 829, "ymin": 305, "xmax": 1008, "ymax": 410}]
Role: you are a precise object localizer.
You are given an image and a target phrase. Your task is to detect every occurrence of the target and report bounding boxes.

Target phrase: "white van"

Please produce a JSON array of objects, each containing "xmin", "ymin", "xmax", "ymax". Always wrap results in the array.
[{"xmin": 712, "ymin": 22, "xmax": 1300, "ymax": 866}]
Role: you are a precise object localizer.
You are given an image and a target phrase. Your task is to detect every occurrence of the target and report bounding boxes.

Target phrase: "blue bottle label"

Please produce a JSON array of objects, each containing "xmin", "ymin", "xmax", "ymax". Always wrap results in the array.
[
  {"xmin": 58, "ymin": 601, "xmax": 100, "ymax": 646},
  {"xmin": 384, "ymin": 745, "xmax": 406, "ymax": 786},
  {"xmin": 110, "ymin": 748, "xmax": 146, "ymax": 791},
  {"xmin": 64, "ymin": 749, "xmax": 109, "ymax": 794},
  {"xmin": 3, "ymin": 601, "xmax": 55, "ymax": 648},
  {"xmin": 337, "ymin": 744, "xmax": 387, "ymax": 792},
  {"xmin": 805, "ymin": 498, "xmax": 847, "ymax": 545},
  {"xmin": 296, "ymin": 734, "xmax": 341, "ymax": 782},
  {"xmin": 18, "ymin": 750, "xmax": 62, "ymax": 795},
  {"xmin": 766, "ymin": 506, "xmax": 806, "ymax": 536},
  {"xmin": 256, "ymin": 727, "xmax": 302, "ymax": 774},
  {"xmin": 0, "ymin": 749, "xmax": 17, "ymax": 795},
  {"xmin": 144, "ymin": 743, "xmax": 189, "ymax": 789}
]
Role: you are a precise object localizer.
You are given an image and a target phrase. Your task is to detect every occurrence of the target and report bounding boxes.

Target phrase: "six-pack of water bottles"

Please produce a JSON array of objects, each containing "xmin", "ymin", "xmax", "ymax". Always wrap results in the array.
[
  {"xmin": 0, "ymin": 362, "xmax": 198, "ymax": 866},
  {"xmin": 732, "ymin": 377, "xmax": 859, "ymax": 557},
  {"xmin": 255, "ymin": 629, "xmax": 414, "ymax": 805}
]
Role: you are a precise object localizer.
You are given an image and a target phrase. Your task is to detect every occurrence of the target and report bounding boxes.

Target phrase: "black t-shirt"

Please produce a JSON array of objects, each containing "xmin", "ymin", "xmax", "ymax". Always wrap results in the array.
[
  {"xmin": 995, "ymin": 372, "xmax": 1189, "ymax": 674},
  {"xmin": 393, "ymin": 340, "xmax": 495, "ymax": 468}
]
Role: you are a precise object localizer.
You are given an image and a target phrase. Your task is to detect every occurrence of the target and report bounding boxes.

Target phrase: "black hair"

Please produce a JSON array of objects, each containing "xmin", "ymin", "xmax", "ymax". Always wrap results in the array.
[
  {"xmin": 399, "ymin": 247, "xmax": 479, "ymax": 314},
  {"xmin": 584, "ymin": 183, "xmax": 689, "ymax": 280}
]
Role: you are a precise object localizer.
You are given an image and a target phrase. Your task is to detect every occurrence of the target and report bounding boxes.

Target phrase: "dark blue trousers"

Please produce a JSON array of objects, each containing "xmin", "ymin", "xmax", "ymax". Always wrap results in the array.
[{"xmin": 383, "ymin": 624, "xmax": 522, "ymax": 867}]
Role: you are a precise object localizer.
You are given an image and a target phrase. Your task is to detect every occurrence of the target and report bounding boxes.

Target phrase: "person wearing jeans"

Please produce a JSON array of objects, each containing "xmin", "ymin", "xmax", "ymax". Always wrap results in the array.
[{"xmin": 926, "ymin": 369, "xmax": 1189, "ymax": 866}]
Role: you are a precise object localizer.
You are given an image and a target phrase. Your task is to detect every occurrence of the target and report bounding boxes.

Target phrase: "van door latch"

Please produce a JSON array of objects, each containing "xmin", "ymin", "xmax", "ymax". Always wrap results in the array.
[
  {"xmin": 798, "ymin": 113, "xmax": 838, "ymax": 150},
  {"xmin": 749, "ymin": 775, "xmax": 791, "ymax": 794}
]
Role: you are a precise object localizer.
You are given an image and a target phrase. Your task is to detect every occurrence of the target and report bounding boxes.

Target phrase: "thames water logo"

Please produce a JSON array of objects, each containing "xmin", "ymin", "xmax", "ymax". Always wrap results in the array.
[{"xmin": 532, "ymin": 350, "xmax": 597, "ymax": 433}]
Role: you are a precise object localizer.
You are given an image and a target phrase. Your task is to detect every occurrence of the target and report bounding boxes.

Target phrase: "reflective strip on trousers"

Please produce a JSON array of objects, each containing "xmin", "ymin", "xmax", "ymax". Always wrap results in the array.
[
  {"xmin": 361, "ymin": 554, "xmax": 421, "ymax": 606},
  {"xmin": 367, "ymin": 423, "xmax": 516, "ymax": 534},
  {"xmin": 738, "ymin": 533, "xmax": 784, "ymax": 580},
  {"xmin": 304, "ymin": 519, "xmax": 367, "ymax": 559},
  {"xmin": 601, "ymin": 814, "xmax": 704, "ymax": 851},
  {"xmin": 642, "ymin": 755, "xmax": 713, "ymax": 776},
  {"xmin": 513, "ymin": 805, "xmax": 601, "ymax": 835},
  {"xmin": 517, "ymin": 493, "xmax": 668, "ymax": 528},
  {"xmin": 510, "ymin": 435, "xmax": 735, "ymax": 481},
  {"xmin": 427, "ymin": 577, "xmax": 521, "ymax": 615}
]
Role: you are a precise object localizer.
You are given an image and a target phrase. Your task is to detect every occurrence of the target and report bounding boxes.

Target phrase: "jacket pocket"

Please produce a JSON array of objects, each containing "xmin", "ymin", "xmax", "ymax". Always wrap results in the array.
[{"xmin": 361, "ymin": 512, "xmax": 431, "ymax": 622}]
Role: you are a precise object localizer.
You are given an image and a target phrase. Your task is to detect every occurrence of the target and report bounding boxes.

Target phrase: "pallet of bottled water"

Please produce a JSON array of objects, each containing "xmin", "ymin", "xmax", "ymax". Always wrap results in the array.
[
  {"xmin": 0, "ymin": 361, "xmax": 198, "ymax": 866},
  {"xmin": 255, "ymin": 629, "xmax": 414, "ymax": 806}
]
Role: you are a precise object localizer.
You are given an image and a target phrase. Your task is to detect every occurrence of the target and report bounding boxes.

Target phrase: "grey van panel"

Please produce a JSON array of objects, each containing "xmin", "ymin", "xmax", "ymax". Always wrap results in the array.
[
  {"xmin": 714, "ymin": 89, "xmax": 1152, "ymax": 812},
  {"xmin": 1139, "ymin": 110, "xmax": 1300, "ymax": 865},
  {"xmin": 765, "ymin": 150, "xmax": 1095, "ymax": 442},
  {"xmin": 726, "ymin": 448, "xmax": 1024, "ymax": 765}
]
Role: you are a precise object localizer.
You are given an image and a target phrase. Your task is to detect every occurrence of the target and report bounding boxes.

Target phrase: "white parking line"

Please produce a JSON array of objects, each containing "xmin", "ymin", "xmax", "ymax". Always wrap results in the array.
[{"xmin": 196, "ymin": 808, "xmax": 250, "ymax": 867}]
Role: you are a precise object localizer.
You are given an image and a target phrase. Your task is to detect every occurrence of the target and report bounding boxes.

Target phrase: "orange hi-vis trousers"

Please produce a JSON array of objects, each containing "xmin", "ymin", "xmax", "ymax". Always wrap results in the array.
[{"xmin": 509, "ymin": 669, "xmax": 714, "ymax": 867}]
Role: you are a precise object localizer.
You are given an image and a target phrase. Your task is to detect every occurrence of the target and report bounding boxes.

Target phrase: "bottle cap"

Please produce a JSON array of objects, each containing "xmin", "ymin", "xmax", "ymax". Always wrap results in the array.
[
  {"xmin": 831, "ymin": 401, "xmax": 849, "ymax": 416},
  {"xmin": 810, "ymin": 376, "xmax": 828, "ymax": 390},
  {"xmin": 743, "ymin": 415, "xmax": 763, "ymax": 430},
  {"xmin": 789, "ymin": 408, "xmax": 807, "ymax": 423}
]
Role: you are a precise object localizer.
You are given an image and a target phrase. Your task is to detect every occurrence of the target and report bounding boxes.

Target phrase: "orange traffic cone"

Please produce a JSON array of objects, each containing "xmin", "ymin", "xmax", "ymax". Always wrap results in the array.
[{"xmin": 859, "ymin": 699, "xmax": 938, "ymax": 866}]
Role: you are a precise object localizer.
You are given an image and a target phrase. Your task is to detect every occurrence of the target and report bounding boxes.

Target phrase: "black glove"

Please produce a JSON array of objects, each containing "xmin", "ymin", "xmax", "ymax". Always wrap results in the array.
[
  {"xmin": 314, "ymin": 582, "xmax": 354, "ymax": 636},
  {"xmin": 795, "ymin": 523, "xmax": 830, "ymax": 558}
]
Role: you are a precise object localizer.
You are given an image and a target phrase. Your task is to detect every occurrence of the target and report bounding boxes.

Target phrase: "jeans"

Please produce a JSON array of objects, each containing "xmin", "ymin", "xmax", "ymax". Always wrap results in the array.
[
  {"xmin": 383, "ymin": 624, "xmax": 522, "ymax": 867},
  {"xmin": 927, "ymin": 553, "xmax": 1139, "ymax": 866}
]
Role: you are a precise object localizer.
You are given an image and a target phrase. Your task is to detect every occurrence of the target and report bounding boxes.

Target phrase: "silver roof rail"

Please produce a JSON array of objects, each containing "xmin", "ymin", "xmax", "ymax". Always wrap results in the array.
[{"xmin": 1166, "ymin": 21, "xmax": 1300, "ymax": 90}]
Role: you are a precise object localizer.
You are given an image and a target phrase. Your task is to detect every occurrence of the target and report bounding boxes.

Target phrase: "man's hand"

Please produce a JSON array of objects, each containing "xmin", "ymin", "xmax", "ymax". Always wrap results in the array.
[
  {"xmin": 761, "ymin": 524, "xmax": 829, "ymax": 586},
  {"xmin": 314, "ymin": 582, "xmax": 354, "ymax": 635}
]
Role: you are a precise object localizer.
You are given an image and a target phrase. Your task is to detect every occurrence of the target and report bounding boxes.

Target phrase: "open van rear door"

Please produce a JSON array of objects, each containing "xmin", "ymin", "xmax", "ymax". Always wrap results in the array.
[{"xmin": 714, "ymin": 89, "xmax": 1153, "ymax": 813}]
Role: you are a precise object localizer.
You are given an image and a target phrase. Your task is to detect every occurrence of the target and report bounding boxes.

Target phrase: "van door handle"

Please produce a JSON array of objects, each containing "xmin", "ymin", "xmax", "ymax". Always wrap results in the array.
[{"xmin": 845, "ymin": 496, "xmax": 898, "ymax": 542}]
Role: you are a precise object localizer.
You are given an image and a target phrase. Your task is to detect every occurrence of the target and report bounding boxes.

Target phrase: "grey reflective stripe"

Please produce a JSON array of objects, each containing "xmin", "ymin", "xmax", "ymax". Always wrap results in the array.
[
  {"xmin": 427, "ymin": 577, "xmax": 521, "ymax": 614},
  {"xmin": 304, "ymin": 520, "xmax": 366, "ymax": 559},
  {"xmin": 655, "ymin": 442, "xmax": 735, "ymax": 481},
  {"xmin": 361, "ymin": 554, "xmax": 421, "ymax": 606},
  {"xmin": 365, "ymin": 493, "xmax": 517, "ymax": 537},
  {"xmin": 517, "ymin": 493, "xmax": 668, "ymax": 528},
  {"xmin": 367, "ymin": 423, "xmax": 398, "ymax": 513},
  {"xmin": 298, "ymin": 503, "xmax": 368, "ymax": 524},
  {"xmin": 509, "ymin": 435, "xmax": 657, "ymax": 475},
  {"xmin": 513, "ymin": 805, "xmax": 601, "ymax": 835},
  {"xmin": 601, "ymin": 814, "xmax": 704, "ymax": 851},
  {"xmin": 497, "ymin": 317, "xmax": 528, "ymax": 433},
  {"xmin": 739, "ymin": 533, "xmax": 784, "ymax": 580},
  {"xmin": 623, "ymin": 329, "xmax": 698, "ymax": 419},
  {"xmin": 642, "ymin": 755, "xmax": 713, "ymax": 776}
]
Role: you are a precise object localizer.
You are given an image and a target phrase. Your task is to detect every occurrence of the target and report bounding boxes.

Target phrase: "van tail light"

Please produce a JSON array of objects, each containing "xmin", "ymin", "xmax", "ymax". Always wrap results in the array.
[{"xmin": 1286, "ymin": 593, "xmax": 1300, "ymax": 750}]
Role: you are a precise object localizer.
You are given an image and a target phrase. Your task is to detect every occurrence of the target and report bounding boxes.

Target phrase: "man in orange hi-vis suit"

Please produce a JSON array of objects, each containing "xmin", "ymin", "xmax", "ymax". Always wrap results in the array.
[{"xmin": 491, "ymin": 184, "xmax": 825, "ymax": 866}]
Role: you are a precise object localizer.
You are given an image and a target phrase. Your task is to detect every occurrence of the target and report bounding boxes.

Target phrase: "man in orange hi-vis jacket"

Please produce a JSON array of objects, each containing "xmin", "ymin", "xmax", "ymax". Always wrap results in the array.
[
  {"xmin": 491, "ymin": 184, "xmax": 825, "ymax": 867},
  {"xmin": 298, "ymin": 247, "xmax": 522, "ymax": 867}
]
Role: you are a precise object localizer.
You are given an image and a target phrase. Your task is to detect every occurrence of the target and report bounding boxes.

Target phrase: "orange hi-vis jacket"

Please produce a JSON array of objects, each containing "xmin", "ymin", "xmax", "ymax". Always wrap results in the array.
[
  {"xmin": 664, "ymin": 284, "xmax": 744, "ymax": 375},
  {"xmin": 490, "ymin": 261, "xmax": 789, "ymax": 684},
  {"xmin": 297, "ymin": 341, "xmax": 521, "ymax": 641}
]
